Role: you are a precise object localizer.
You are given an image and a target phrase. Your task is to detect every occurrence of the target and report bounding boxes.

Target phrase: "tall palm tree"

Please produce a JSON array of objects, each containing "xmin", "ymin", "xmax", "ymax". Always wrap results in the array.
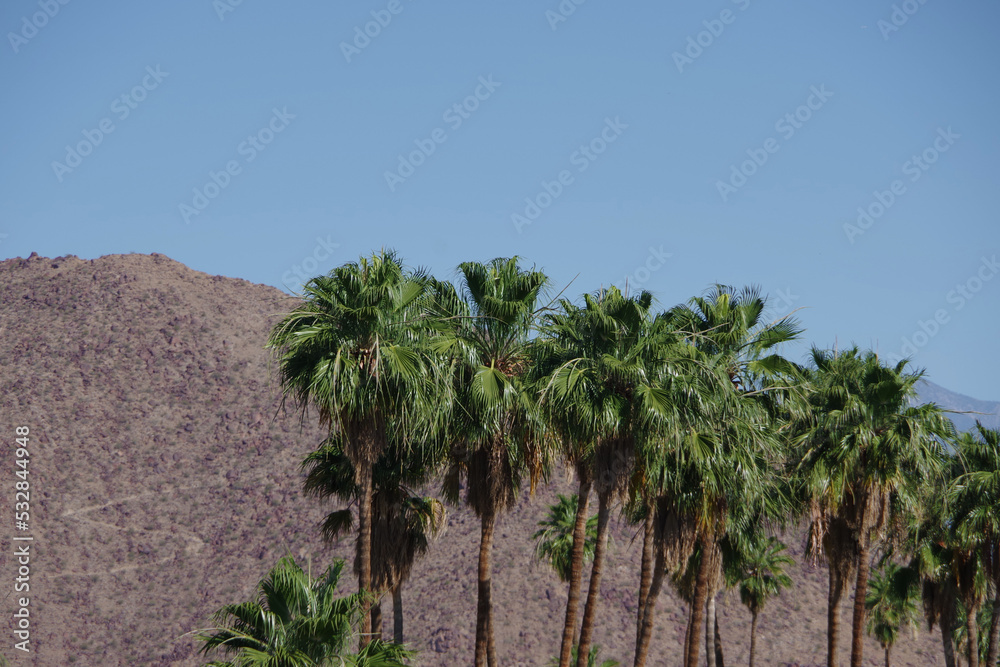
[
  {"xmin": 197, "ymin": 555, "xmax": 413, "ymax": 666},
  {"xmin": 302, "ymin": 439, "xmax": 445, "ymax": 644},
  {"xmin": 950, "ymin": 422, "xmax": 1000, "ymax": 667},
  {"xmin": 538, "ymin": 286, "xmax": 673, "ymax": 667},
  {"xmin": 534, "ymin": 288, "xmax": 667, "ymax": 667},
  {"xmin": 795, "ymin": 347, "xmax": 952, "ymax": 667},
  {"xmin": 433, "ymin": 257, "xmax": 549, "ymax": 667},
  {"xmin": 267, "ymin": 250, "xmax": 443, "ymax": 645},
  {"xmin": 664, "ymin": 285, "xmax": 803, "ymax": 667},
  {"xmin": 865, "ymin": 561, "xmax": 920, "ymax": 667},
  {"xmin": 730, "ymin": 535, "xmax": 793, "ymax": 667},
  {"xmin": 911, "ymin": 483, "xmax": 961, "ymax": 667},
  {"xmin": 533, "ymin": 494, "xmax": 599, "ymax": 582}
]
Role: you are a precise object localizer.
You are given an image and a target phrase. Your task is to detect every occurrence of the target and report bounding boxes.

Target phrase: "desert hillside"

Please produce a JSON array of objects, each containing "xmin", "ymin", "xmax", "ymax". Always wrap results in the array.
[{"xmin": 0, "ymin": 253, "xmax": 952, "ymax": 666}]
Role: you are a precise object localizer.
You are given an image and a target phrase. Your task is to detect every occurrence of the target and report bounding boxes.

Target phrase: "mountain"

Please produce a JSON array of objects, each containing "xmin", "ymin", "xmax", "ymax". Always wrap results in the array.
[
  {"xmin": 917, "ymin": 380, "xmax": 1000, "ymax": 433},
  {"xmin": 0, "ymin": 252, "xmax": 961, "ymax": 666}
]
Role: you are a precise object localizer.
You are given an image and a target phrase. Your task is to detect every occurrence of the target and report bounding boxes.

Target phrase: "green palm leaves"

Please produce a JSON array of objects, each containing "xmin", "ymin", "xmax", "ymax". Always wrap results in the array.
[
  {"xmin": 533, "ymin": 494, "xmax": 599, "ymax": 582},
  {"xmin": 198, "ymin": 556, "xmax": 413, "ymax": 666}
]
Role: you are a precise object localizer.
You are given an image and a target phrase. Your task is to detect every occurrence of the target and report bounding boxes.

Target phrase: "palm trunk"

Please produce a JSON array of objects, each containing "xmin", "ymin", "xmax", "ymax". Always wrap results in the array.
[
  {"xmin": 475, "ymin": 512, "xmax": 496, "ymax": 667},
  {"xmin": 488, "ymin": 610, "xmax": 498, "ymax": 667},
  {"xmin": 884, "ymin": 645, "xmax": 891, "ymax": 667},
  {"xmin": 633, "ymin": 549, "xmax": 666, "ymax": 667},
  {"xmin": 683, "ymin": 609, "xmax": 693, "ymax": 667},
  {"xmin": 559, "ymin": 476, "xmax": 593, "ymax": 667},
  {"xmin": 392, "ymin": 585, "xmax": 403, "ymax": 645},
  {"xmin": 371, "ymin": 602, "xmax": 383, "ymax": 641},
  {"xmin": 942, "ymin": 592, "xmax": 958, "ymax": 667},
  {"xmin": 576, "ymin": 494, "xmax": 611, "ymax": 667},
  {"xmin": 850, "ymin": 540, "xmax": 872, "ymax": 667},
  {"xmin": 966, "ymin": 602, "xmax": 981, "ymax": 667},
  {"xmin": 749, "ymin": 612, "xmax": 759, "ymax": 667},
  {"xmin": 358, "ymin": 463, "xmax": 374, "ymax": 647},
  {"xmin": 714, "ymin": 607, "xmax": 725, "ymax": 667},
  {"xmin": 828, "ymin": 565, "xmax": 845, "ymax": 667},
  {"xmin": 986, "ymin": 594, "xmax": 1000, "ymax": 667},
  {"xmin": 706, "ymin": 594, "xmax": 717, "ymax": 667},
  {"xmin": 686, "ymin": 538, "xmax": 714, "ymax": 667},
  {"xmin": 635, "ymin": 504, "xmax": 654, "ymax": 648}
]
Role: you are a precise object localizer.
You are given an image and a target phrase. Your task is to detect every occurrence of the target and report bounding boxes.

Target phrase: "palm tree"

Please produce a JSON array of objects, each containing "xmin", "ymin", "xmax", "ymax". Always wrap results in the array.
[
  {"xmin": 865, "ymin": 562, "xmax": 920, "ymax": 667},
  {"xmin": 302, "ymin": 439, "xmax": 445, "ymax": 644},
  {"xmin": 911, "ymin": 476, "xmax": 962, "ymax": 667},
  {"xmin": 532, "ymin": 299, "xmax": 596, "ymax": 667},
  {"xmin": 433, "ymin": 257, "xmax": 549, "ymax": 667},
  {"xmin": 729, "ymin": 535, "xmax": 793, "ymax": 667},
  {"xmin": 537, "ymin": 286, "xmax": 671, "ymax": 667},
  {"xmin": 197, "ymin": 555, "xmax": 413, "ymax": 666},
  {"xmin": 954, "ymin": 602, "xmax": 993, "ymax": 667},
  {"xmin": 664, "ymin": 285, "xmax": 803, "ymax": 667},
  {"xmin": 268, "ymin": 250, "xmax": 443, "ymax": 645},
  {"xmin": 950, "ymin": 422, "xmax": 1000, "ymax": 667},
  {"xmin": 794, "ymin": 347, "xmax": 953, "ymax": 667},
  {"xmin": 533, "ymin": 494, "xmax": 599, "ymax": 582}
]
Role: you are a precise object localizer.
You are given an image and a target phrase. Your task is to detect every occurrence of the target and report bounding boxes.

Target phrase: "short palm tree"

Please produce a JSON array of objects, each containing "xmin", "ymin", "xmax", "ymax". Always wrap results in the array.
[
  {"xmin": 433, "ymin": 257, "xmax": 549, "ymax": 667},
  {"xmin": 865, "ymin": 561, "xmax": 920, "ymax": 667},
  {"xmin": 731, "ymin": 535, "xmax": 794, "ymax": 667},
  {"xmin": 302, "ymin": 439, "xmax": 445, "ymax": 644},
  {"xmin": 268, "ymin": 250, "xmax": 444, "ymax": 645},
  {"xmin": 533, "ymin": 494, "xmax": 599, "ymax": 582},
  {"xmin": 548, "ymin": 644, "xmax": 620, "ymax": 667},
  {"xmin": 197, "ymin": 555, "xmax": 413, "ymax": 666}
]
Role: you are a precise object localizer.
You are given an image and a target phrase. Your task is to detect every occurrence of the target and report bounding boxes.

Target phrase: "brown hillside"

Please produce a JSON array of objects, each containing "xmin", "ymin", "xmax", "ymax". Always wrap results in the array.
[{"xmin": 0, "ymin": 253, "xmax": 946, "ymax": 666}]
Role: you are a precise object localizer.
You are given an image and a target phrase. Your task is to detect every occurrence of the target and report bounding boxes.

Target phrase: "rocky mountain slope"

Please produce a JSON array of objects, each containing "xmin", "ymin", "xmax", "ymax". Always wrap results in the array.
[{"xmin": 0, "ymin": 252, "xmax": 964, "ymax": 666}]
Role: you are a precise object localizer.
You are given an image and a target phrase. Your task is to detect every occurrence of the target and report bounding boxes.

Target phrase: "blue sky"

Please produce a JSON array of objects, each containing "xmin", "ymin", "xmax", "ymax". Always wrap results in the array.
[{"xmin": 2, "ymin": 0, "xmax": 998, "ymax": 400}]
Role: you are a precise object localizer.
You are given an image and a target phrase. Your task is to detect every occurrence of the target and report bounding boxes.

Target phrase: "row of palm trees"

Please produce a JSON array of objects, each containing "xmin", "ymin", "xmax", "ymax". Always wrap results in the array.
[{"xmin": 258, "ymin": 250, "xmax": 998, "ymax": 667}]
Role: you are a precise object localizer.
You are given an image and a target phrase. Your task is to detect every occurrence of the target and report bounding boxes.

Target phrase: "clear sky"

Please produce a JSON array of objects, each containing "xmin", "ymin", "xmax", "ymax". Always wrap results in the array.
[{"xmin": 2, "ymin": 1, "xmax": 998, "ymax": 400}]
